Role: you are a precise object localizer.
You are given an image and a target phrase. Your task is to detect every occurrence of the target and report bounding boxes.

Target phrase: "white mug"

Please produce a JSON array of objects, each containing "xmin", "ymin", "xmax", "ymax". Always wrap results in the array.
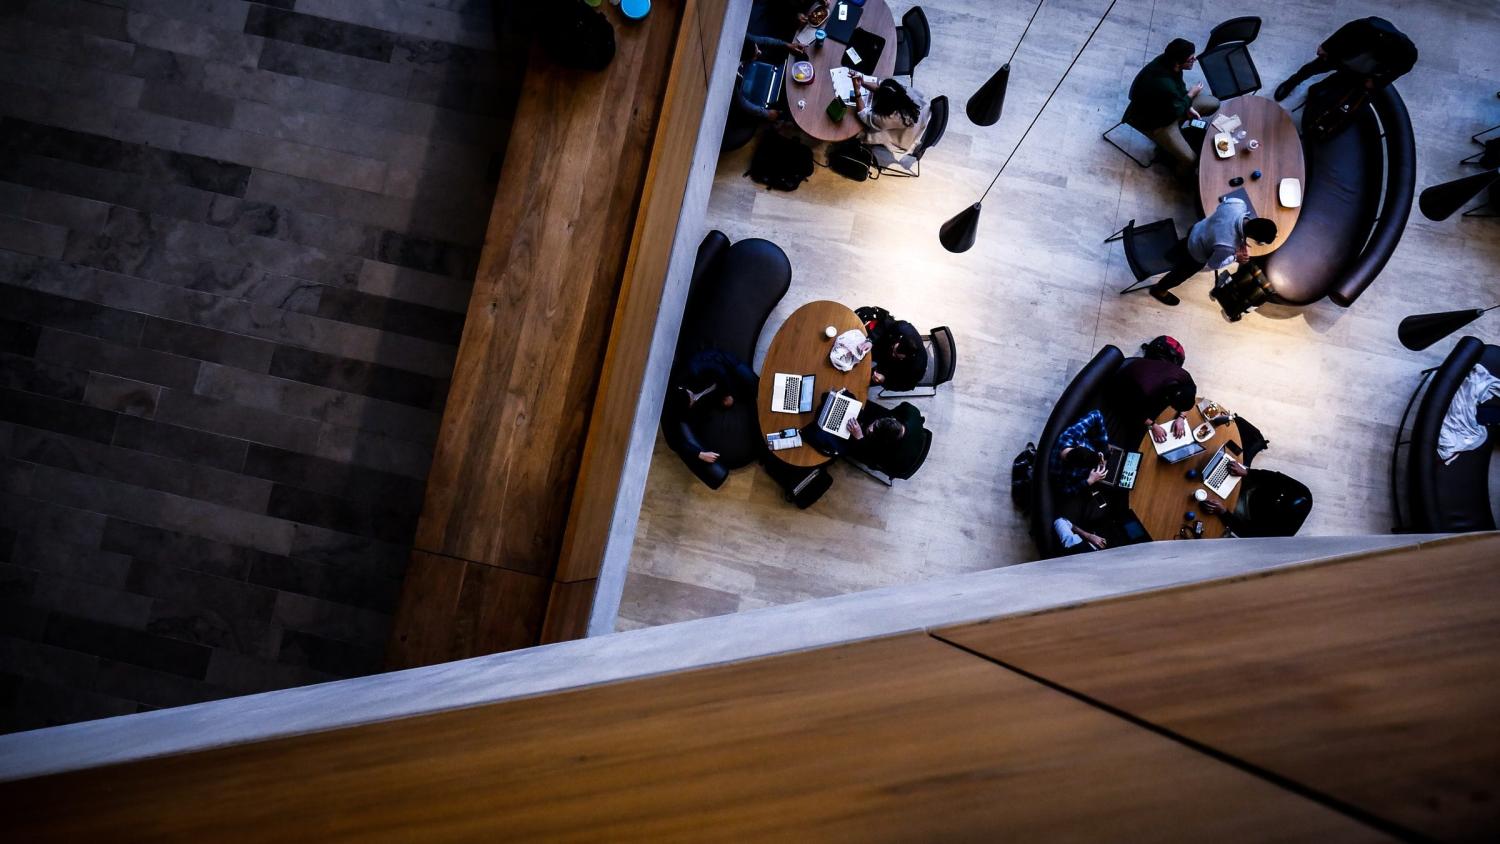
[
  {"xmin": 824, "ymin": 325, "xmax": 837, "ymax": 339},
  {"xmin": 1194, "ymin": 489, "xmax": 1208, "ymax": 503}
]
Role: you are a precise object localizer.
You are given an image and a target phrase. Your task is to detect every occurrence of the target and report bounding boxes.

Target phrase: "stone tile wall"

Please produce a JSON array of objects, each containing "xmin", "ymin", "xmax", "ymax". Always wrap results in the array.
[{"xmin": 0, "ymin": 0, "xmax": 520, "ymax": 731}]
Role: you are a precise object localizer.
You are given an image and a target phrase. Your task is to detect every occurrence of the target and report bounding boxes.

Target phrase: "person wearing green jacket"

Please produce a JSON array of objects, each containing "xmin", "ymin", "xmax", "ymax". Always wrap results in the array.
[{"xmin": 1123, "ymin": 39, "xmax": 1219, "ymax": 176}]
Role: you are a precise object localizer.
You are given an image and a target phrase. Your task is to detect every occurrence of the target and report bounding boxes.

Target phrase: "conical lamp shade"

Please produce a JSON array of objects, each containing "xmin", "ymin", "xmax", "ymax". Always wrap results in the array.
[
  {"xmin": 1397, "ymin": 308, "xmax": 1490, "ymax": 351},
  {"xmin": 1419, "ymin": 169, "xmax": 1500, "ymax": 221},
  {"xmin": 940, "ymin": 203, "xmax": 982, "ymax": 253},
  {"xmin": 966, "ymin": 63, "xmax": 1010, "ymax": 127}
]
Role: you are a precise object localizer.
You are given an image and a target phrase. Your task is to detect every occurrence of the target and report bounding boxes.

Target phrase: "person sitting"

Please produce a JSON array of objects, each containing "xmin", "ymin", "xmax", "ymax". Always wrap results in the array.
[
  {"xmin": 1053, "ymin": 517, "xmax": 1109, "ymax": 554},
  {"xmin": 1274, "ymin": 17, "xmax": 1417, "ymax": 102},
  {"xmin": 1123, "ymin": 38, "xmax": 1220, "ymax": 176},
  {"xmin": 1149, "ymin": 196, "xmax": 1278, "ymax": 306},
  {"xmin": 867, "ymin": 318, "xmax": 927, "ymax": 392},
  {"xmin": 852, "ymin": 77, "xmax": 931, "ymax": 157},
  {"xmin": 1202, "ymin": 468, "xmax": 1310, "ymax": 537},
  {"xmin": 749, "ymin": 0, "xmax": 820, "ymax": 41},
  {"xmin": 1049, "ymin": 409, "xmax": 1110, "ymax": 498},
  {"xmin": 1109, "ymin": 336, "xmax": 1197, "ymax": 444},
  {"xmin": 666, "ymin": 349, "xmax": 757, "ymax": 466},
  {"xmin": 735, "ymin": 35, "xmax": 807, "ymax": 123},
  {"xmin": 844, "ymin": 401, "xmax": 925, "ymax": 477}
]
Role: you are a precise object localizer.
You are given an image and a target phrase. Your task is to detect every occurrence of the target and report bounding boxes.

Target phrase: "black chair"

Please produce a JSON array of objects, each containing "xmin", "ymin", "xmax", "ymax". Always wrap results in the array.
[
  {"xmin": 1204, "ymin": 16, "xmax": 1261, "ymax": 51},
  {"xmin": 1198, "ymin": 41, "xmax": 1260, "ymax": 100},
  {"xmin": 875, "ymin": 326, "xmax": 955, "ymax": 398},
  {"xmin": 893, "ymin": 6, "xmax": 930, "ymax": 81},
  {"xmin": 1102, "ymin": 119, "xmax": 1157, "ymax": 168},
  {"xmin": 846, "ymin": 427, "xmax": 933, "ymax": 486},
  {"xmin": 1104, "ymin": 218, "xmax": 1180, "ymax": 294},
  {"xmin": 1232, "ymin": 470, "xmax": 1312, "ymax": 537},
  {"xmin": 879, "ymin": 95, "xmax": 948, "ymax": 177}
]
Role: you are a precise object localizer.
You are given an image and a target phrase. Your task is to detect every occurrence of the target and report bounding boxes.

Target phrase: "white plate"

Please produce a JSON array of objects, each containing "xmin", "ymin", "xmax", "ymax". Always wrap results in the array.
[
  {"xmin": 1279, "ymin": 177, "xmax": 1303, "ymax": 208},
  {"xmin": 1212, "ymin": 132, "xmax": 1235, "ymax": 159}
]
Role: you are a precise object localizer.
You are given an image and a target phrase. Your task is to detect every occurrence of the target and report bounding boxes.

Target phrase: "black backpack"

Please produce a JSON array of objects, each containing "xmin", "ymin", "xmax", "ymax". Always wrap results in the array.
[
  {"xmin": 1011, "ymin": 442, "xmax": 1037, "ymax": 512},
  {"xmin": 537, "ymin": 1, "xmax": 615, "ymax": 71},
  {"xmin": 761, "ymin": 458, "xmax": 834, "ymax": 509},
  {"xmin": 747, "ymin": 134, "xmax": 814, "ymax": 191},
  {"xmin": 828, "ymin": 139, "xmax": 879, "ymax": 182}
]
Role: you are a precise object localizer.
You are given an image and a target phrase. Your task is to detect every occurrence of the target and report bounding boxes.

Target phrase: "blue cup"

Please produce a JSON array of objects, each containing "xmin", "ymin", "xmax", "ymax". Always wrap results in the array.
[{"xmin": 815, "ymin": 28, "xmax": 827, "ymax": 47}]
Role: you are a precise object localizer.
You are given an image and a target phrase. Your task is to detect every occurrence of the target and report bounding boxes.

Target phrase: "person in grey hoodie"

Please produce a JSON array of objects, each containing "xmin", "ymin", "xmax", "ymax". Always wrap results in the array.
[{"xmin": 1149, "ymin": 196, "xmax": 1277, "ymax": 306}]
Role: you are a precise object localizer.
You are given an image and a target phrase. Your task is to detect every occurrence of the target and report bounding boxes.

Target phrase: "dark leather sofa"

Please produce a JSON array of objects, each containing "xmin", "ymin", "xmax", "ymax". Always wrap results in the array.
[
  {"xmin": 1398, "ymin": 336, "xmax": 1500, "ymax": 532},
  {"xmin": 662, "ymin": 231, "xmax": 792, "ymax": 489},
  {"xmin": 1031, "ymin": 346, "xmax": 1126, "ymax": 558},
  {"xmin": 1257, "ymin": 84, "xmax": 1415, "ymax": 307}
]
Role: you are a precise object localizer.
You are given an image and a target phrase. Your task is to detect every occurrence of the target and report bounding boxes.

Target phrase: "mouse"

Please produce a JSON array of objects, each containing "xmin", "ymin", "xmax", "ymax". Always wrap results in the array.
[{"xmin": 1228, "ymin": 176, "xmax": 1244, "ymax": 187}]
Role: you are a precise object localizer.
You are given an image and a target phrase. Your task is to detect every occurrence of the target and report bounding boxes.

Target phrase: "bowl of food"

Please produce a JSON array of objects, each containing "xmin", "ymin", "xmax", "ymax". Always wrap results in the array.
[
  {"xmin": 806, "ymin": 2, "xmax": 829, "ymax": 26},
  {"xmin": 790, "ymin": 61, "xmax": 815, "ymax": 83},
  {"xmin": 1213, "ymin": 132, "xmax": 1235, "ymax": 159},
  {"xmin": 1194, "ymin": 422, "xmax": 1215, "ymax": 442}
]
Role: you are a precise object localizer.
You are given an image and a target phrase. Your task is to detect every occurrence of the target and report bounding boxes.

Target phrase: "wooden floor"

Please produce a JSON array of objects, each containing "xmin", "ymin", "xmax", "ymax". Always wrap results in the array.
[
  {"xmin": 8, "ymin": 534, "xmax": 1495, "ymax": 840},
  {"xmin": 619, "ymin": 0, "xmax": 1500, "ymax": 630}
]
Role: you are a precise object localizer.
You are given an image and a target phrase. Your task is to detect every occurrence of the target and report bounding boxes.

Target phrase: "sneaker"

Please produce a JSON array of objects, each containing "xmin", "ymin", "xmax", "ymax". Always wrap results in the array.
[{"xmin": 1149, "ymin": 288, "xmax": 1180, "ymax": 306}]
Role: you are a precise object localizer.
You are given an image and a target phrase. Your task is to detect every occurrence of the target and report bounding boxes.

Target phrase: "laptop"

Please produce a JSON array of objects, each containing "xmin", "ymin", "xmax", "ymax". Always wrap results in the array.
[
  {"xmin": 1151, "ymin": 420, "xmax": 1206, "ymax": 464},
  {"xmin": 771, "ymin": 373, "xmax": 815, "ymax": 414},
  {"xmin": 840, "ymin": 28, "xmax": 886, "ymax": 75},
  {"xmin": 741, "ymin": 61, "xmax": 783, "ymax": 111},
  {"xmin": 824, "ymin": 1, "xmax": 864, "ymax": 42},
  {"xmin": 1100, "ymin": 445, "xmax": 1142, "ymax": 490},
  {"xmin": 1201, "ymin": 442, "xmax": 1244, "ymax": 498},
  {"xmin": 816, "ymin": 389, "xmax": 862, "ymax": 439}
]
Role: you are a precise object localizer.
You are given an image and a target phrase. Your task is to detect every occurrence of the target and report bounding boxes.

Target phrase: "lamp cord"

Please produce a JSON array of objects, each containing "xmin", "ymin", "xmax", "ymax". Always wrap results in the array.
[
  {"xmin": 1006, "ymin": 0, "xmax": 1047, "ymax": 66},
  {"xmin": 980, "ymin": 0, "xmax": 1119, "ymax": 204}
]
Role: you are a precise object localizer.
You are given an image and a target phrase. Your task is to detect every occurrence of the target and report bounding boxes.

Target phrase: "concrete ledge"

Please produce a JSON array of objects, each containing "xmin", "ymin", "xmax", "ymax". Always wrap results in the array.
[{"xmin": 0, "ymin": 533, "xmax": 1452, "ymax": 781}]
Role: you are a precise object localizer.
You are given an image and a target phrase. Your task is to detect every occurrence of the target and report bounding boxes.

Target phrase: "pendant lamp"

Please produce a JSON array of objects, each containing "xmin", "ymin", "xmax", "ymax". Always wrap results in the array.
[
  {"xmin": 966, "ymin": 0, "xmax": 1044, "ymax": 126},
  {"xmin": 1397, "ymin": 306, "xmax": 1498, "ymax": 351},
  {"xmin": 1418, "ymin": 169, "xmax": 1500, "ymax": 221}
]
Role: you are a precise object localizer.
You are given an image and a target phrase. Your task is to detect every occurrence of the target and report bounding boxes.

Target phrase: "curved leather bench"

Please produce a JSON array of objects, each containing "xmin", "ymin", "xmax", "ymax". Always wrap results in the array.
[
  {"xmin": 1031, "ymin": 345, "xmax": 1126, "ymax": 558},
  {"xmin": 1258, "ymin": 84, "xmax": 1415, "ymax": 307},
  {"xmin": 662, "ymin": 231, "xmax": 792, "ymax": 488},
  {"xmin": 1402, "ymin": 336, "xmax": 1500, "ymax": 532}
]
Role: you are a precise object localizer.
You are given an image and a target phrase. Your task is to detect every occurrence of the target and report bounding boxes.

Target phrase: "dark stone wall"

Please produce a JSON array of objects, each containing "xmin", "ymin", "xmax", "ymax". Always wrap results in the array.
[{"xmin": 0, "ymin": 0, "xmax": 521, "ymax": 731}]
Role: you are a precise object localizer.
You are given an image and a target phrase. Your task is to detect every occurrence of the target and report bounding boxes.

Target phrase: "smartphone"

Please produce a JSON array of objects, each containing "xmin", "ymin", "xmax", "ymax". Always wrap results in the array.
[{"xmin": 1188, "ymin": 118, "xmax": 1207, "ymax": 129}]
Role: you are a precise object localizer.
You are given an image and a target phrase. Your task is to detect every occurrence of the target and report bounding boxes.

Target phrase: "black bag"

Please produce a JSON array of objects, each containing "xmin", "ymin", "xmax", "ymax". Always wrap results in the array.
[
  {"xmin": 1010, "ymin": 442, "xmax": 1037, "ymax": 512},
  {"xmin": 536, "ymin": 1, "xmax": 615, "ymax": 71},
  {"xmin": 1305, "ymin": 73, "xmax": 1370, "ymax": 141},
  {"xmin": 828, "ymin": 139, "xmax": 878, "ymax": 182},
  {"xmin": 747, "ymin": 134, "xmax": 814, "ymax": 191},
  {"xmin": 762, "ymin": 458, "xmax": 834, "ymax": 509}
]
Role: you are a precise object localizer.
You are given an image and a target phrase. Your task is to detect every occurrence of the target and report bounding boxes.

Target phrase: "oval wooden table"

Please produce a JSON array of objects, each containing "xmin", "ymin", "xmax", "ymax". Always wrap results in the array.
[
  {"xmin": 1129, "ymin": 404, "xmax": 1243, "ymax": 541},
  {"xmin": 1197, "ymin": 95, "xmax": 1305, "ymax": 258},
  {"xmin": 757, "ymin": 300, "xmax": 870, "ymax": 467},
  {"xmin": 783, "ymin": 0, "xmax": 898, "ymax": 143}
]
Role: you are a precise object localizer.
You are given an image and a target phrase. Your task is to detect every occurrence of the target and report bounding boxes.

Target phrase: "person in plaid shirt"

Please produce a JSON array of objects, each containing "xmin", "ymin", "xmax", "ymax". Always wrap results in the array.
[{"xmin": 1050, "ymin": 409, "xmax": 1110, "ymax": 496}]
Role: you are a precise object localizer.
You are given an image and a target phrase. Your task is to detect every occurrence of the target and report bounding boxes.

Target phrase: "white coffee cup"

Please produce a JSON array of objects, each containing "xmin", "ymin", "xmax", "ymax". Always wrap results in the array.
[
  {"xmin": 1194, "ymin": 489, "xmax": 1208, "ymax": 503},
  {"xmin": 824, "ymin": 325, "xmax": 837, "ymax": 339}
]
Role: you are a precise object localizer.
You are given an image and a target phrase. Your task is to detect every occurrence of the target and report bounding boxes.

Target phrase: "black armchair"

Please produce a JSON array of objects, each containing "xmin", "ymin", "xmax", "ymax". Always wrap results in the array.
[{"xmin": 1031, "ymin": 346, "xmax": 1127, "ymax": 558}]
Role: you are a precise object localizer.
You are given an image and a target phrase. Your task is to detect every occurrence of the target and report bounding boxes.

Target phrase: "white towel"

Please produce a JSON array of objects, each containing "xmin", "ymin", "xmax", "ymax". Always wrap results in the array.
[{"xmin": 1437, "ymin": 364, "xmax": 1500, "ymax": 464}]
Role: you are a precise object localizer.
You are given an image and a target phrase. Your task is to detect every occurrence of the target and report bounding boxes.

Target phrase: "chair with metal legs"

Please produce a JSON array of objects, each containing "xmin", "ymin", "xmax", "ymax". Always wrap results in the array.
[
  {"xmin": 1102, "ymin": 120, "xmax": 1156, "ymax": 168},
  {"xmin": 1105, "ymin": 218, "xmax": 1181, "ymax": 294}
]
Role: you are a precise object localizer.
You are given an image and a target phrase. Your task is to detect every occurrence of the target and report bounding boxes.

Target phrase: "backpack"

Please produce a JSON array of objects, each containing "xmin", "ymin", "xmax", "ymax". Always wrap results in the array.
[
  {"xmin": 828, "ymin": 139, "xmax": 879, "ymax": 182},
  {"xmin": 761, "ymin": 458, "xmax": 834, "ymax": 509},
  {"xmin": 747, "ymin": 134, "xmax": 814, "ymax": 191},
  {"xmin": 537, "ymin": 1, "xmax": 615, "ymax": 71},
  {"xmin": 854, "ymin": 305, "xmax": 894, "ymax": 337},
  {"xmin": 1011, "ymin": 442, "xmax": 1037, "ymax": 512}
]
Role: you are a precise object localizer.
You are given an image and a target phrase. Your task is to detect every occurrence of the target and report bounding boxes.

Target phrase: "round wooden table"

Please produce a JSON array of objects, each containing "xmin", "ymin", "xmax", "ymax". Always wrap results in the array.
[
  {"xmin": 1128, "ymin": 404, "xmax": 1243, "ymax": 541},
  {"xmin": 1197, "ymin": 95, "xmax": 1305, "ymax": 258},
  {"xmin": 783, "ymin": 0, "xmax": 898, "ymax": 143},
  {"xmin": 757, "ymin": 300, "xmax": 870, "ymax": 467}
]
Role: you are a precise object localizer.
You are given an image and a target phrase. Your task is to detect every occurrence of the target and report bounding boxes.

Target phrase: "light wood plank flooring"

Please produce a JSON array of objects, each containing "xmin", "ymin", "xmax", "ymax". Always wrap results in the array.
[{"xmin": 620, "ymin": 0, "xmax": 1500, "ymax": 630}]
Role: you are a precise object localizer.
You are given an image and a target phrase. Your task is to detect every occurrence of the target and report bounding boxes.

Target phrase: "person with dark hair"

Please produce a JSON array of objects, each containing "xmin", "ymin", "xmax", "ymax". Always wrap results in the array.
[
  {"xmin": 1274, "ymin": 17, "xmax": 1417, "ymax": 102},
  {"xmin": 666, "ymin": 348, "xmax": 757, "ymax": 465},
  {"xmin": 1110, "ymin": 336, "xmax": 1197, "ymax": 444},
  {"xmin": 1201, "ymin": 468, "xmax": 1308, "ymax": 537},
  {"xmin": 735, "ymin": 34, "xmax": 806, "ymax": 122},
  {"xmin": 1124, "ymin": 38, "xmax": 1220, "ymax": 175},
  {"xmin": 749, "ymin": 0, "xmax": 823, "ymax": 41},
  {"xmin": 1149, "ymin": 196, "xmax": 1278, "ymax": 306},
  {"xmin": 844, "ymin": 401, "xmax": 925, "ymax": 476},
  {"xmin": 1050, "ymin": 409, "xmax": 1110, "ymax": 497},
  {"xmin": 867, "ymin": 318, "xmax": 927, "ymax": 392},
  {"xmin": 852, "ymin": 76, "xmax": 931, "ymax": 155}
]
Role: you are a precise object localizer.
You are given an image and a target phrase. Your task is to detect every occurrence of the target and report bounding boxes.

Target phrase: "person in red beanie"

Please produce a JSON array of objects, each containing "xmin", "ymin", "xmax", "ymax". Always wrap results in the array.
[{"xmin": 1108, "ymin": 336, "xmax": 1197, "ymax": 444}]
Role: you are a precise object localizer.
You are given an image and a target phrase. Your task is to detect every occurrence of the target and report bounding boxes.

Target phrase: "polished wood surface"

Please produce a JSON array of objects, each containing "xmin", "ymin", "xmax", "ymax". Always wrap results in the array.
[
  {"xmin": 3, "ymin": 634, "xmax": 1379, "ymax": 841},
  {"xmin": 939, "ymin": 532, "xmax": 1500, "ymax": 842},
  {"xmin": 554, "ymin": 0, "xmax": 730, "ymax": 601},
  {"xmin": 389, "ymin": 2, "xmax": 690, "ymax": 665},
  {"xmin": 1129, "ymin": 404, "xmax": 1242, "ymax": 541},
  {"xmin": 784, "ymin": 0, "xmax": 897, "ymax": 142},
  {"xmin": 1197, "ymin": 95, "xmax": 1305, "ymax": 258},
  {"xmin": 756, "ymin": 300, "xmax": 870, "ymax": 467}
]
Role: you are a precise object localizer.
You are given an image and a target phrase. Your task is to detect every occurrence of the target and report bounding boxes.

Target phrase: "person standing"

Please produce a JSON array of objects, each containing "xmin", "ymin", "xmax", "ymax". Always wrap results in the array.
[
  {"xmin": 1109, "ymin": 336, "xmax": 1197, "ymax": 443},
  {"xmin": 1149, "ymin": 196, "xmax": 1278, "ymax": 306},
  {"xmin": 1123, "ymin": 38, "xmax": 1220, "ymax": 176},
  {"xmin": 1273, "ymin": 17, "xmax": 1417, "ymax": 102}
]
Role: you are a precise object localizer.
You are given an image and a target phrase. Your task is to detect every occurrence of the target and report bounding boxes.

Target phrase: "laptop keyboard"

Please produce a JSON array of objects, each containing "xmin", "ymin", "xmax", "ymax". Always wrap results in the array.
[
  {"xmin": 825, "ymin": 395, "xmax": 849, "ymax": 431},
  {"xmin": 781, "ymin": 376, "xmax": 800, "ymax": 411},
  {"xmin": 1205, "ymin": 455, "xmax": 1233, "ymax": 490}
]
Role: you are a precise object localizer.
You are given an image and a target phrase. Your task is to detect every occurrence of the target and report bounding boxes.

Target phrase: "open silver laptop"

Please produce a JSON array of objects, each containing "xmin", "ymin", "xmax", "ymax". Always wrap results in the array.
[
  {"xmin": 816, "ymin": 389, "xmax": 861, "ymax": 439},
  {"xmin": 1202, "ymin": 444, "xmax": 1244, "ymax": 498},
  {"xmin": 771, "ymin": 373, "xmax": 815, "ymax": 414}
]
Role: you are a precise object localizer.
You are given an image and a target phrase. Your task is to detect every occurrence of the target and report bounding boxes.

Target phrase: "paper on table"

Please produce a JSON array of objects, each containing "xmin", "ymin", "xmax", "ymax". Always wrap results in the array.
[
  {"xmin": 1211, "ymin": 113, "xmax": 1241, "ymax": 134},
  {"xmin": 830, "ymin": 67, "xmax": 856, "ymax": 104}
]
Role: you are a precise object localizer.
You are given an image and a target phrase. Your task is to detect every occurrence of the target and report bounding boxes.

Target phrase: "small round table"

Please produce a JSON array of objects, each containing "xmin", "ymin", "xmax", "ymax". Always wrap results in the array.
[
  {"xmin": 783, "ymin": 0, "xmax": 898, "ymax": 143},
  {"xmin": 1128, "ymin": 404, "xmax": 1244, "ymax": 540},
  {"xmin": 1197, "ymin": 95, "xmax": 1305, "ymax": 258},
  {"xmin": 757, "ymin": 300, "xmax": 870, "ymax": 467}
]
